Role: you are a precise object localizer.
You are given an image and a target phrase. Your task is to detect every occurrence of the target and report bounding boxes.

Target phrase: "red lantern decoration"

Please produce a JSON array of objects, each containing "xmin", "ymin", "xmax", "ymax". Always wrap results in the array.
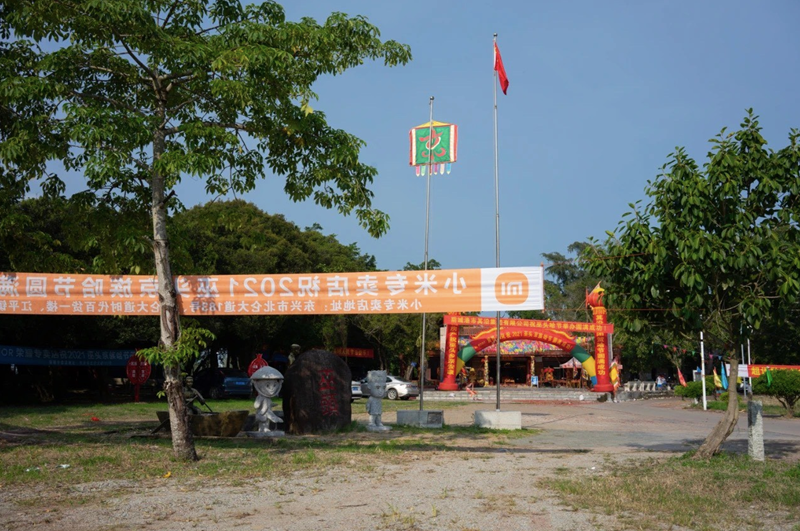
[
  {"xmin": 126, "ymin": 353, "xmax": 152, "ymax": 402},
  {"xmin": 247, "ymin": 353, "xmax": 269, "ymax": 377}
]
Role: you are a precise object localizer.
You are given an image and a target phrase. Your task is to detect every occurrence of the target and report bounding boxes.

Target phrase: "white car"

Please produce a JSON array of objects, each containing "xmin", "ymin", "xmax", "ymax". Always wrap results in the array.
[
  {"xmin": 360, "ymin": 375, "xmax": 420, "ymax": 400},
  {"xmin": 350, "ymin": 381, "xmax": 363, "ymax": 402}
]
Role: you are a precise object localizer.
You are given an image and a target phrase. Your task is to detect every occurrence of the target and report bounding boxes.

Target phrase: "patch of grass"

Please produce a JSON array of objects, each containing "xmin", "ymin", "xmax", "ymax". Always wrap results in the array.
[
  {"xmin": 291, "ymin": 449, "xmax": 318, "ymax": 466},
  {"xmin": 351, "ymin": 399, "xmax": 468, "ymax": 414},
  {"xmin": 0, "ymin": 401, "xmax": 525, "ymax": 494},
  {"xmin": 0, "ymin": 398, "xmax": 263, "ymax": 430},
  {"xmin": 543, "ymin": 454, "xmax": 800, "ymax": 531},
  {"xmin": 392, "ymin": 423, "xmax": 537, "ymax": 441},
  {"xmin": 688, "ymin": 397, "xmax": 798, "ymax": 417},
  {"xmin": 380, "ymin": 503, "xmax": 419, "ymax": 530}
]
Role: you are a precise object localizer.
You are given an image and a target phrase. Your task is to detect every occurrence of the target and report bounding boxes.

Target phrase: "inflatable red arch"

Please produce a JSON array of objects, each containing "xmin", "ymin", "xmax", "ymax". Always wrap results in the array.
[{"xmin": 438, "ymin": 284, "xmax": 614, "ymax": 393}]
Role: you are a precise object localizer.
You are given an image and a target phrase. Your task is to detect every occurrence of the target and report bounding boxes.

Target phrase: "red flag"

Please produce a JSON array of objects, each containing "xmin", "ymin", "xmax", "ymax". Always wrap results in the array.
[
  {"xmin": 678, "ymin": 370, "xmax": 687, "ymax": 387},
  {"xmin": 494, "ymin": 42, "xmax": 509, "ymax": 95}
]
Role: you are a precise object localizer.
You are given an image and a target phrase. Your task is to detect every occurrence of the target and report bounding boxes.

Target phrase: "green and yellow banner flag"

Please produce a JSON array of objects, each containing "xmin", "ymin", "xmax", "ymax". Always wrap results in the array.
[
  {"xmin": 409, "ymin": 121, "xmax": 458, "ymax": 172},
  {"xmin": 713, "ymin": 368, "xmax": 722, "ymax": 389}
]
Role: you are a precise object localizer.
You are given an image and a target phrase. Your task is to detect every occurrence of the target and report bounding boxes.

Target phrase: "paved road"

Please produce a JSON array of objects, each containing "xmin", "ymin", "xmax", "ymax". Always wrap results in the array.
[{"xmin": 433, "ymin": 397, "xmax": 800, "ymax": 459}]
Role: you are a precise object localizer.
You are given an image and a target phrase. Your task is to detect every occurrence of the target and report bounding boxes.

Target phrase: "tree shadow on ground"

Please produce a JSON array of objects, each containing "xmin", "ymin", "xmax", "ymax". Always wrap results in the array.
[{"xmin": 630, "ymin": 438, "xmax": 800, "ymax": 460}]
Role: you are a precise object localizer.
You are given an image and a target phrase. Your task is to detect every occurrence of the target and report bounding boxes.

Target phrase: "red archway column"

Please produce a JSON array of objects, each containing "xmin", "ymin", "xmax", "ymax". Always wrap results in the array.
[
  {"xmin": 438, "ymin": 321, "xmax": 460, "ymax": 391},
  {"xmin": 592, "ymin": 305, "xmax": 614, "ymax": 392}
]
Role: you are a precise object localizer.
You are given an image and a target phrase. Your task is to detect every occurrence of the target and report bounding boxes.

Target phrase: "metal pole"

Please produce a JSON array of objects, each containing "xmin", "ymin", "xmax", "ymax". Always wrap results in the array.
[
  {"xmin": 741, "ymin": 341, "xmax": 746, "ymax": 397},
  {"xmin": 493, "ymin": 33, "xmax": 502, "ymax": 411},
  {"xmin": 747, "ymin": 338, "xmax": 752, "ymax": 397},
  {"xmin": 700, "ymin": 330, "xmax": 707, "ymax": 411},
  {"xmin": 419, "ymin": 96, "xmax": 434, "ymax": 412}
]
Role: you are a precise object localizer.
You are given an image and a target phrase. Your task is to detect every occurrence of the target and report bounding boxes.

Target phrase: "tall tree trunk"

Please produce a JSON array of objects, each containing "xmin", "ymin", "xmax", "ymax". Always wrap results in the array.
[
  {"xmin": 693, "ymin": 354, "xmax": 739, "ymax": 459},
  {"xmin": 152, "ymin": 122, "xmax": 197, "ymax": 462}
]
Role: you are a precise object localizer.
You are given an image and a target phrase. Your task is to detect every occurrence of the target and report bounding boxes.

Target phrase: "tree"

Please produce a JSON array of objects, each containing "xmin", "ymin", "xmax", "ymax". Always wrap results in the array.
[
  {"xmin": 749, "ymin": 306, "xmax": 800, "ymax": 366},
  {"xmin": 170, "ymin": 200, "xmax": 378, "ymax": 366},
  {"xmin": 1, "ymin": 0, "xmax": 411, "ymax": 460},
  {"xmin": 403, "ymin": 259, "xmax": 441, "ymax": 271},
  {"xmin": 508, "ymin": 243, "xmax": 598, "ymax": 322},
  {"xmin": 585, "ymin": 112, "xmax": 800, "ymax": 458},
  {"xmin": 752, "ymin": 370, "xmax": 800, "ymax": 417},
  {"xmin": 0, "ymin": 197, "xmax": 380, "ymax": 401}
]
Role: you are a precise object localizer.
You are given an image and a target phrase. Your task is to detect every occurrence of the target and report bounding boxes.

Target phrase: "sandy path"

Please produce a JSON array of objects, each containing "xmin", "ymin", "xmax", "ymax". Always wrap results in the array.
[{"xmin": 2, "ymin": 398, "xmax": 798, "ymax": 531}]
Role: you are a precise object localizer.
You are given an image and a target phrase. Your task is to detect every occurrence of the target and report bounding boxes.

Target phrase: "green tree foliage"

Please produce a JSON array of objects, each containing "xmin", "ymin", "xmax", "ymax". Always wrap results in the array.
[
  {"xmin": 509, "ymin": 242, "xmax": 598, "ymax": 322},
  {"xmin": 585, "ymin": 112, "xmax": 800, "ymax": 457},
  {"xmin": 0, "ymin": 197, "xmax": 386, "ymax": 399},
  {"xmin": 1, "ymin": 0, "xmax": 411, "ymax": 460},
  {"xmin": 0, "ymin": 196, "xmax": 160, "ymax": 360},
  {"xmin": 170, "ymin": 199, "xmax": 378, "ymax": 365},
  {"xmin": 403, "ymin": 259, "xmax": 441, "ymax": 271},
  {"xmin": 749, "ymin": 309, "xmax": 800, "ymax": 366},
  {"xmin": 351, "ymin": 260, "xmax": 444, "ymax": 377},
  {"xmin": 752, "ymin": 369, "xmax": 800, "ymax": 417},
  {"xmin": 674, "ymin": 377, "xmax": 714, "ymax": 400}
]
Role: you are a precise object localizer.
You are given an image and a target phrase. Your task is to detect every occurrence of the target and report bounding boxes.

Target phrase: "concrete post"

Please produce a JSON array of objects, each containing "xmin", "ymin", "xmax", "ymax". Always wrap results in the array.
[{"xmin": 748, "ymin": 400, "xmax": 765, "ymax": 462}]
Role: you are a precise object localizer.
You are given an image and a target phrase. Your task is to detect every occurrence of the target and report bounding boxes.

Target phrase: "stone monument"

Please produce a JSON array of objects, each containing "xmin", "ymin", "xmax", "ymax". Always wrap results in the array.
[
  {"xmin": 282, "ymin": 349, "xmax": 352, "ymax": 434},
  {"xmin": 748, "ymin": 400, "xmax": 765, "ymax": 462},
  {"xmin": 366, "ymin": 370, "xmax": 391, "ymax": 432},
  {"xmin": 248, "ymin": 366, "xmax": 285, "ymax": 437}
]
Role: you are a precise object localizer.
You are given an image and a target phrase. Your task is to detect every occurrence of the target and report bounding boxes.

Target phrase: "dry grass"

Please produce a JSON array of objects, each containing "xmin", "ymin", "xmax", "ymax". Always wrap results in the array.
[
  {"xmin": 0, "ymin": 400, "xmax": 521, "ymax": 494},
  {"xmin": 544, "ymin": 454, "xmax": 800, "ymax": 531}
]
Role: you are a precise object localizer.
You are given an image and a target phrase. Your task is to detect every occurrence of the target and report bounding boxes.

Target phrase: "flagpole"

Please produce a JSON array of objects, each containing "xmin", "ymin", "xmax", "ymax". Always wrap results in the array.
[
  {"xmin": 746, "ymin": 338, "xmax": 751, "ymax": 397},
  {"xmin": 700, "ymin": 330, "xmax": 707, "ymax": 411},
  {"xmin": 493, "ymin": 33, "xmax": 502, "ymax": 412},
  {"xmin": 419, "ymin": 96, "xmax": 434, "ymax": 412}
]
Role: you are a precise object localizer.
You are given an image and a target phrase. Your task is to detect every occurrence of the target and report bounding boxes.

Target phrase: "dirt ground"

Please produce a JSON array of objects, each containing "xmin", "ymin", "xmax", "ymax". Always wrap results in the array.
[{"xmin": 2, "ymin": 397, "xmax": 799, "ymax": 531}]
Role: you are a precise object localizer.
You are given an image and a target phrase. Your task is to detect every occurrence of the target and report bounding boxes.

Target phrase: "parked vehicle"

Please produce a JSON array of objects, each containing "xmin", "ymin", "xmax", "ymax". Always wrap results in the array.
[
  {"xmin": 360, "ymin": 375, "xmax": 419, "ymax": 400},
  {"xmin": 351, "ymin": 381, "xmax": 363, "ymax": 402},
  {"xmin": 193, "ymin": 368, "xmax": 252, "ymax": 399}
]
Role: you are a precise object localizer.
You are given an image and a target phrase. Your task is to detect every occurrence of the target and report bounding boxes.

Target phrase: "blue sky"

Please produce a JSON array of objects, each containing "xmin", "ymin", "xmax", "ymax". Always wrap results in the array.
[{"xmin": 79, "ymin": 1, "xmax": 800, "ymax": 272}]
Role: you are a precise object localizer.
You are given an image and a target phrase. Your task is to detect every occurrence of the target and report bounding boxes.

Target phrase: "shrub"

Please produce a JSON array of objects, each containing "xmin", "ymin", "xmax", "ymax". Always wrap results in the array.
[
  {"xmin": 752, "ymin": 369, "xmax": 800, "ymax": 417},
  {"xmin": 675, "ymin": 376, "xmax": 715, "ymax": 399}
]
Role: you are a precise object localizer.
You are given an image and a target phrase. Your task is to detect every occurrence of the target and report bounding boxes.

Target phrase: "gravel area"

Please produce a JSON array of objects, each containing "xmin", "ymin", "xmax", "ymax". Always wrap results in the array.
[{"xmin": 2, "ymin": 398, "xmax": 799, "ymax": 531}]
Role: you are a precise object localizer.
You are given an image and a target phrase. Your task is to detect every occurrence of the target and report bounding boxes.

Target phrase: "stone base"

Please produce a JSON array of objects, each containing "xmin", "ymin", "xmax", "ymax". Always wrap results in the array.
[
  {"xmin": 156, "ymin": 410, "xmax": 249, "ymax": 437},
  {"xmin": 396, "ymin": 410, "xmax": 444, "ymax": 428},
  {"xmin": 473, "ymin": 410, "xmax": 522, "ymax": 430},
  {"xmin": 366, "ymin": 424, "xmax": 391, "ymax": 432},
  {"xmin": 245, "ymin": 430, "xmax": 285, "ymax": 438},
  {"xmin": 748, "ymin": 401, "xmax": 765, "ymax": 462}
]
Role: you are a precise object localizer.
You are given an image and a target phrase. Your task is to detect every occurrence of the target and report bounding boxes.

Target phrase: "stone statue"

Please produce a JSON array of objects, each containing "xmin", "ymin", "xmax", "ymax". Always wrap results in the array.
[
  {"xmin": 366, "ymin": 370, "xmax": 390, "ymax": 432},
  {"xmin": 183, "ymin": 376, "xmax": 212, "ymax": 415},
  {"xmin": 249, "ymin": 366, "xmax": 285, "ymax": 437},
  {"xmin": 288, "ymin": 343, "xmax": 300, "ymax": 366}
]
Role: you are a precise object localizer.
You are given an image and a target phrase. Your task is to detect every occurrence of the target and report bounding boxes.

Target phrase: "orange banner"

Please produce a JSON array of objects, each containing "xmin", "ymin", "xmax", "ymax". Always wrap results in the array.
[
  {"xmin": 444, "ymin": 314, "xmax": 613, "ymax": 334},
  {"xmin": 747, "ymin": 364, "xmax": 800, "ymax": 377},
  {"xmin": 333, "ymin": 347, "xmax": 374, "ymax": 359},
  {"xmin": 0, "ymin": 267, "xmax": 544, "ymax": 316}
]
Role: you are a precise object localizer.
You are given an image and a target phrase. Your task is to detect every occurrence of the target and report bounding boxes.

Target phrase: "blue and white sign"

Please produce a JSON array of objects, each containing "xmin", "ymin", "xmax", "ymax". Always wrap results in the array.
[{"xmin": 0, "ymin": 345, "xmax": 135, "ymax": 367}]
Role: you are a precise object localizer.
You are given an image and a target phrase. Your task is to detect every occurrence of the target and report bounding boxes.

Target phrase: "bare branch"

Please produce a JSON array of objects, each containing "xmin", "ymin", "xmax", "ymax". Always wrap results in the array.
[
  {"xmin": 160, "ymin": 1, "xmax": 180, "ymax": 29},
  {"xmin": 162, "ymin": 121, "xmax": 254, "ymax": 137},
  {"xmin": 86, "ymin": 65, "xmax": 152, "ymax": 85},
  {"xmin": 169, "ymin": 95, "xmax": 202, "ymax": 115},
  {"xmin": 116, "ymin": 37, "xmax": 158, "ymax": 83},
  {"xmin": 164, "ymin": 74, "xmax": 198, "ymax": 93},
  {"xmin": 69, "ymin": 90, "xmax": 146, "ymax": 116},
  {"xmin": 162, "ymin": 70, "xmax": 196, "ymax": 83},
  {"xmin": 195, "ymin": 12, "xmax": 264, "ymax": 36}
]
